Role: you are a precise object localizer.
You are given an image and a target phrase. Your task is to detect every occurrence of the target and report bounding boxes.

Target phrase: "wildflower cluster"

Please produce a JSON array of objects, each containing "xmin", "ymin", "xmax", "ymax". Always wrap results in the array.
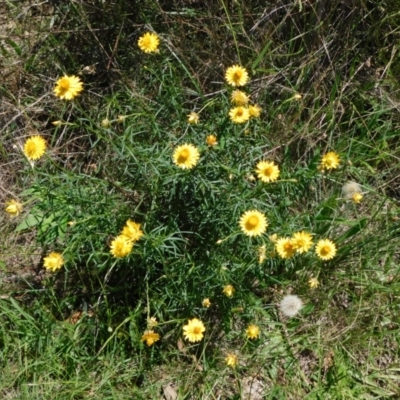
[
  {"xmin": 225, "ymin": 66, "xmax": 261, "ymax": 124},
  {"xmin": 2, "ymin": 23, "xmax": 371, "ymax": 377},
  {"xmin": 110, "ymin": 219, "xmax": 144, "ymax": 258}
]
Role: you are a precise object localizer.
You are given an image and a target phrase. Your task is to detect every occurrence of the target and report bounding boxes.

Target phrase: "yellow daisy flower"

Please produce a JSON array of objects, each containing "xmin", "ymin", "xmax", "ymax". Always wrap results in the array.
[
  {"xmin": 292, "ymin": 231, "xmax": 313, "ymax": 254},
  {"xmin": 239, "ymin": 210, "xmax": 268, "ymax": 237},
  {"xmin": 225, "ymin": 353, "xmax": 238, "ymax": 367},
  {"xmin": 183, "ymin": 318, "xmax": 205, "ymax": 342},
  {"xmin": 141, "ymin": 330, "xmax": 160, "ymax": 346},
  {"xmin": 275, "ymin": 238, "xmax": 296, "ymax": 259},
  {"xmin": 229, "ymin": 106, "xmax": 250, "ymax": 124},
  {"xmin": 249, "ymin": 104, "xmax": 261, "ymax": 118},
  {"xmin": 187, "ymin": 112, "xmax": 199, "ymax": 124},
  {"xmin": 172, "ymin": 143, "xmax": 200, "ymax": 170},
  {"xmin": 320, "ymin": 152, "xmax": 340, "ymax": 170},
  {"xmin": 43, "ymin": 252, "xmax": 64, "ymax": 272},
  {"xmin": 308, "ymin": 277, "xmax": 320, "ymax": 289},
  {"xmin": 138, "ymin": 32, "xmax": 160, "ymax": 53},
  {"xmin": 246, "ymin": 324, "xmax": 260, "ymax": 339},
  {"xmin": 110, "ymin": 235, "xmax": 133, "ymax": 258},
  {"xmin": 53, "ymin": 75, "xmax": 83, "ymax": 100},
  {"xmin": 315, "ymin": 239, "xmax": 337, "ymax": 261},
  {"xmin": 23, "ymin": 135, "xmax": 47, "ymax": 160},
  {"xmin": 5, "ymin": 199, "xmax": 23, "ymax": 216},
  {"xmin": 352, "ymin": 193, "xmax": 363, "ymax": 204},
  {"xmin": 255, "ymin": 161, "xmax": 280, "ymax": 183},
  {"xmin": 225, "ymin": 65, "xmax": 249, "ymax": 87},
  {"xmin": 202, "ymin": 298, "xmax": 211, "ymax": 308},
  {"xmin": 121, "ymin": 220, "xmax": 143, "ymax": 242},
  {"xmin": 206, "ymin": 134, "xmax": 218, "ymax": 147},
  {"xmin": 231, "ymin": 90, "xmax": 249, "ymax": 105},
  {"xmin": 223, "ymin": 284, "xmax": 235, "ymax": 298}
]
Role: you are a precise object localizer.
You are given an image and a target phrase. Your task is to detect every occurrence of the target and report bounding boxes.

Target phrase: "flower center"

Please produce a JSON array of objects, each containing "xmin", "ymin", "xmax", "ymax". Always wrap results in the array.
[
  {"xmin": 59, "ymin": 78, "xmax": 70, "ymax": 90},
  {"xmin": 234, "ymin": 71, "xmax": 242, "ymax": 81},
  {"xmin": 193, "ymin": 327, "xmax": 201, "ymax": 334},
  {"xmin": 263, "ymin": 166, "xmax": 273, "ymax": 176},
  {"xmin": 236, "ymin": 109, "xmax": 244, "ymax": 117},
  {"xmin": 177, "ymin": 149, "xmax": 190, "ymax": 163},
  {"xmin": 26, "ymin": 143, "xmax": 37, "ymax": 153},
  {"xmin": 246, "ymin": 216, "xmax": 259, "ymax": 229},
  {"xmin": 320, "ymin": 245, "xmax": 330, "ymax": 255},
  {"xmin": 284, "ymin": 243, "xmax": 293, "ymax": 251}
]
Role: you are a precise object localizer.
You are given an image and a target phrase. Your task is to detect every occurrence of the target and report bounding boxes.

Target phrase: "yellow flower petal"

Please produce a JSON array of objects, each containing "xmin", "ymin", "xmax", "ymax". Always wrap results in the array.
[
  {"xmin": 315, "ymin": 239, "xmax": 337, "ymax": 261},
  {"xmin": 53, "ymin": 75, "xmax": 83, "ymax": 100},
  {"xmin": 5, "ymin": 199, "xmax": 23, "ymax": 216},
  {"xmin": 183, "ymin": 318, "xmax": 205, "ymax": 342},
  {"xmin": 138, "ymin": 32, "xmax": 160, "ymax": 53},
  {"xmin": 229, "ymin": 106, "xmax": 250, "ymax": 124},
  {"xmin": 225, "ymin": 65, "xmax": 249, "ymax": 87},
  {"xmin": 172, "ymin": 144, "xmax": 200, "ymax": 170},
  {"xmin": 239, "ymin": 210, "xmax": 268, "ymax": 237},
  {"xmin": 255, "ymin": 161, "xmax": 280, "ymax": 183},
  {"xmin": 43, "ymin": 252, "xmax": 64, "ymax": 272}
]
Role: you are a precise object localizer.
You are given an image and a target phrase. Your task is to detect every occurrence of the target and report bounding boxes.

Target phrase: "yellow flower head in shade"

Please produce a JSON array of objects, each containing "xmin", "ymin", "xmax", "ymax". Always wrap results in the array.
[
  {"xmin": 141, "ymin": 330, "xmax": 160, "ymax": 346},
  {"xmin": 231, "ymin": 90, "xmax": 249, "ymax": 105},
  {"xmin": 53, "ymin": 75, "xmax": 83, "ymax": 100},
  {"xmin": 239, "ymin": 210, "xmax": 268, "ymax": 237},
  {"xmin": 206, "ymin": 134, "xmax": 218, "ymax": 147},
  {"xmin": 255, "ymin": 161, "xmax": 280, "ymax": 183},
  {"xmin": 275, "ymin": 238, "xmax": 296, "ymax": 259},
  {"xmin": 121, "ymin": 220, "xmax": 143, "ymax": 242},
  {"xmin": 43, "ymin": 252, "xmax": 64, "ymax": 272},
  {"xmin": 229, "ymin": 106, "xmax": 250, "ymax": 124},
  {"xmin": 23, "ymin": 135, "xmax": 47, "ymax": 160},
  {"xmin": 308, "ymin": 277, "xmax": 320, "ymax": 289},
  {"xmin": 269, "ymin": 233, "xmax": 278, "ymax": 243},
  {"xmin": 101, "ymin": 118, "xmax": 111, "ymax": 128},
  {"xmin": 110, "ymin": 235, "xmax": 134, "ymax": 258},
  {"xmin": 315, "ymin": 239, "xmax": 337, "ymax": 261},
  {"xmin": 258, "ymin": 244, "xmax": 266, "ymax": 264},
  {"xmin": 246, "ymin": 324, "xmax": 260, "ymax": 339},
  {"xmin": 292, "ymin": 231, "xmax": 313, "ymax": 254},
  {"xmin": 172, "ymin": 144, "xmax": 200, "ymax": 170},
  {"xmin": 223, "ymin": 284, "xmax": 235, "ymax": 298},
  {"xmin": 138, "ymin": 32, "xmax": 160, "ymax": 53},
  {"xmin": 202, "ymin": 298, "xmax": 211, "ymax": 308},
  {"xmin": 225, "ymin": 65, "xmax": 249, "ymax": 87},
  {"xmin": 320, "ymin": 151, "xmax": 340, "ymax": 170},
  {"xmin": 352, "ymin": 192, "xmax": 363, "ymax": 203},
  {"xmin": 225, "ymin": 353, "xmax": 238, "ymax": 368},
  {"xmin": 147, "ymin": 317, "xmax": 158, "ymax": 328},
  {"xmin": 183, "ymin": 318, "xmax": 205, "ymax": 343},
  {"xmin": 249, "ymin": 104, "xmax": 261, "ymax": 118},
  {"xmin": 187, "ymin": 112, "xmax": 199, "ymax": 124},
  {"xmin": 5, "ymin": 199, "xmax": 23, "ymax": 216}
]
